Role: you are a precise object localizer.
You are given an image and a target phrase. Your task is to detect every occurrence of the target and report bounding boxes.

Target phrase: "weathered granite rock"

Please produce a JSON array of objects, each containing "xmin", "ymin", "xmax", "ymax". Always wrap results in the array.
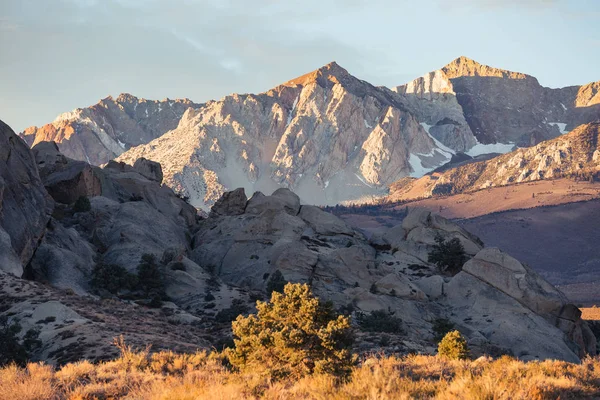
[
  {"xmin": 462, "ymin": 248, "xmax": 566, "ymax": 316},
  {"xmin": 210, "ymin": 188, "xmax": 247, "ymax": 216},
  {"xmin": 133, "ymin": 157, "xmax": 163, "ymax": 183},
  {"xmin": 189, "ymin": 189, "xmax": 595, "ymax": 362},
  {"xmin": 245, "ymin": 188, "xmax": 300, "ymax": 216},
  {"xmin": 0, "ymin": 120, "xmax": 51, "ymax": 276},
  {"xmin": 298, "ymin": 205, "xmax": 354, "ymax": 236},
  {"xmin": 33, "ymin": 141, "xmax": 102, "ymax": 204},
  {"xmin": 28, "ymin": 219, "xmax": 95, "ymax": 295}
]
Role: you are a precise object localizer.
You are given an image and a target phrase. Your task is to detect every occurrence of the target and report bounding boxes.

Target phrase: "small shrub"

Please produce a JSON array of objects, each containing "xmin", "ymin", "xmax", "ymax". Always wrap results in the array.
[
  {"xmin": 228, "ymin": 283, "xmax": 356, "ymax": 379},
  {"xmin": 0, "ymin": 317, "xmax": 41, "ymax": 366},
  {"xmin": 369, "ymin": 282, "xmax": 378, "ymax": 294},
  {"xmin": 357, "ymin": 309, "xmax": 403, "ymax": 333},
  {"xmin": 438, "ymin": 330, "xmax": 470, "ymax": 360},
  {"xmin": 90, "ymin": 263, "xmax": 137, "ymax": 295},
  {"xmin": 73, "ymin": 196, "xmax": 91, "ymax": 213},
  {"xmin": 428, "ymin": 234, "xmax": 468, "ymax": 274},
  {"xmin": 170, "ymin": 262, "xmax": 186, "ymax": 271},
  {"xmin": 136, "ymin": 254, "xmax": 166, "ymax": 300},
  {"xmin": 204, "ymin": 291, "xmax": 215, "ymax": 302},
  {"xmin": 266, "ymin": 269, "xmax": 287, "ymax": 296},
  {"xmin": 36, "ymin": 316, "xmax": 56, "ymax": 324},
  {"xmin": 215, "ymin": 299, "xmax": 250, "ymax": 323},
  {"xmin": 432, "ymin": 318, "xmax": 455, "ymax": 342}
]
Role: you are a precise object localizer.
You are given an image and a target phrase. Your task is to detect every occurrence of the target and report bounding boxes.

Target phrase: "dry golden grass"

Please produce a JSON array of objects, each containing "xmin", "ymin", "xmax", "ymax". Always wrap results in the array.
[
  {"xmin": 1, "ymin": 346, "xmax": 599, "ymax": 399},
  {"xmin": 582, "ymin": 306, "xmax": 600, "ymax": 320}
]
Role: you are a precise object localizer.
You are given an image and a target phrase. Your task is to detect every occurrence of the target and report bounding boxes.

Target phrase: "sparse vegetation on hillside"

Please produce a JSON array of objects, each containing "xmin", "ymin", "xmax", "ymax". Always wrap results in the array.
[
  {"xmin": 356, "ymin": 309, "xmax": 404, "ymax": 334},
  {"xmin": 90, "ymin": 263, "xmax": 137, "ymax": 295},
  {"xmin": 428, "ymin": 234, "xmax": 468, "ymax": 274},
  {"xmin": 90, "ymin": 254, "xmax": 168, "ymax": 306},
  {"xmin": 228, "ymin": 283, "xmax": 356, "ymax": 379}
]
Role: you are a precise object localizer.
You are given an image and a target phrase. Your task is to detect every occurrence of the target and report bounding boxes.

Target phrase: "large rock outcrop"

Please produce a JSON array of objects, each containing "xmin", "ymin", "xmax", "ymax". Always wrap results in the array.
[
  {"xmin": 0, "ymin": 120, "xmax": 51, "ymax": 276},
  {"xmin": 191, "ymin": 189, "xmax": 596, "ymax": 362}
]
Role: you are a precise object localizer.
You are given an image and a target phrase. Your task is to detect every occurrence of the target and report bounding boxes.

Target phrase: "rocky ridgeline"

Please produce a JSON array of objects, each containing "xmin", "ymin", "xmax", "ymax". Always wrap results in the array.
[
  {"xmin": 387, "ymin": 122, "xmax": 600, "ymax": 202},
  {"xmin": 0, "ymin": 119, "xmax": 595, "ymax": 364},
  {"xmin": 20, "ymin": 94, "xmax": 201, "ymax": 165},
  {"xmin": 116, "ymin": 62, "xmax": 450, "ymax": 209},
  {"xmin": 19, "ymin": 58, "xmax": 600, "ymax": 210}
]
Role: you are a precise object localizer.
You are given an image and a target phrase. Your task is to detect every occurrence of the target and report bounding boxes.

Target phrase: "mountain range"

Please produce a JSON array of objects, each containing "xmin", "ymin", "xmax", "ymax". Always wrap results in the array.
[{"xmin": 18, "ymin": 57, "xmax": 600, "ymax": 209}]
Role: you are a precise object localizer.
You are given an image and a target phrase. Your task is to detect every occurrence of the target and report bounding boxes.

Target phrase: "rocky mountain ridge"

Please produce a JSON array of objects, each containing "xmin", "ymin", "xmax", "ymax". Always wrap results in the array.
[
  {"xmin": 20, "ymin": 93, "xmax": 201, "ymax": 165},
  {"xmin": 116, "ymin": 62, "xmax": 452, "ymax": 209},
  {"xmin": 18, "ymin": 57, "xmax": 600, "ymax": 209}
]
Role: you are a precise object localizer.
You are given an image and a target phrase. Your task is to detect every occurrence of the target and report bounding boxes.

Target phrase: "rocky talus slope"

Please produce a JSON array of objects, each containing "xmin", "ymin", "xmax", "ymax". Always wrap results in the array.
[
  {"xmin": 386, "ymin": 122, "xmax": 600, "ymax": 202},
  {"xmin": 116, "ymin": 62, "xmax": 452, "ymax": 209},
  {"xmin": 0, "ymin": 120, "xmax": 595, "ymax": 364},
  {"xmin": 20, "ymin": 94, "xmax": 201, "ymax": 165},
  {"xmin": 394, "ymin": 56, "xmax": 600, "ymax": 151}
]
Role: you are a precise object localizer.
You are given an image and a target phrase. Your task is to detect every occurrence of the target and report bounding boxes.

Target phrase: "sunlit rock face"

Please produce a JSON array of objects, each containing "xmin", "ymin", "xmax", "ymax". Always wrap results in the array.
[
  {"xmin": 393, "ymin": 56, "xmax": 600, "ymax": 153},
  {"xmin": 117, "ymin": 62, "xmax": 452, "ymax": 209},
  {"xmin": 20, "ymin": 94, "xmax": 202, "ymax": 165}
]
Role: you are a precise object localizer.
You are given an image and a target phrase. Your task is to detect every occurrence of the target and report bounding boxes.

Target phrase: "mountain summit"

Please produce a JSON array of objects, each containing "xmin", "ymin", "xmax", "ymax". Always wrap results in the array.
[
  {"xmin": 394, "ymin": 56, "xmax": 600, "ymax": 150},
  {"xmin": 116, "ymin": 62, "xmax": 451, "ymax": 208}
]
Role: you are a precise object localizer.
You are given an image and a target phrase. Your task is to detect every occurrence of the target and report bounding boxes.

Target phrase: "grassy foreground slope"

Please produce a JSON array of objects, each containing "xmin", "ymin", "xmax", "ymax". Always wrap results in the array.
[{"xmin": 2, "ymin": 347, "xmax": 600, "ymax": 400}]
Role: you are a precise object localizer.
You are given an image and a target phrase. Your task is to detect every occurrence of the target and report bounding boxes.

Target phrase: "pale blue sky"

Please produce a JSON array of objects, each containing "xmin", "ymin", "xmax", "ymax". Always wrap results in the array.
[{"xmin": 1, "ymin": 0, "xmax": 599, "ymax": 132}]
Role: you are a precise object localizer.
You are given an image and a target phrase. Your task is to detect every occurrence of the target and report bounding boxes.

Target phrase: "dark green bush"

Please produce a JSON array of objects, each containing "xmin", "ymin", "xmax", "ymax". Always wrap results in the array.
[
  {"xmin": 357, "ymin": 309, "xmax": 403, "ymax": 333},
  {"xmin": 432, "ymin": 318, "xmax": 455, "ymax": 342},
  {"xmin": 90, "ymin": 263, "xmax": 137, "ymax": 294},
  {"xmin": 266, "ymin": 270, "xmax": 288, "ymax": 296},
  {"xmin": 0, "ymin": 317, "xmax": 41, "ymax": 367},
  {"xmin": 136, "ymin": 254, "xmax": 166, "ymax": 300},
  {"xmin": 215, "ymin": 299, "xmax": 250, "ymax": 323},
  {"xmin": 73, "ymin": 196, "xmax": 91, "ymax": 213},
  {"xmin": 369, "ymin": 283, "xmax": 378, "ymax": 294},
  {"xmin": 428, "ymin": 234, "xmax": 468, "ymax": 274}
]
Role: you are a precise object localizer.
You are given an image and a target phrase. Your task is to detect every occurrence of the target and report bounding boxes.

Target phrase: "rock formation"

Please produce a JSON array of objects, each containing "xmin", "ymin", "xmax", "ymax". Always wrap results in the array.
[
  {"xmin": 192, "ymin": 189, "xmax": 595, "ymax": 362},
  {"xmin": 20, "ymin": 94, "xmax": 201, "ymax": 165},
  {"xmin": 0, "ymin": 120, "xmax": 51, "ymax": 276}
]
